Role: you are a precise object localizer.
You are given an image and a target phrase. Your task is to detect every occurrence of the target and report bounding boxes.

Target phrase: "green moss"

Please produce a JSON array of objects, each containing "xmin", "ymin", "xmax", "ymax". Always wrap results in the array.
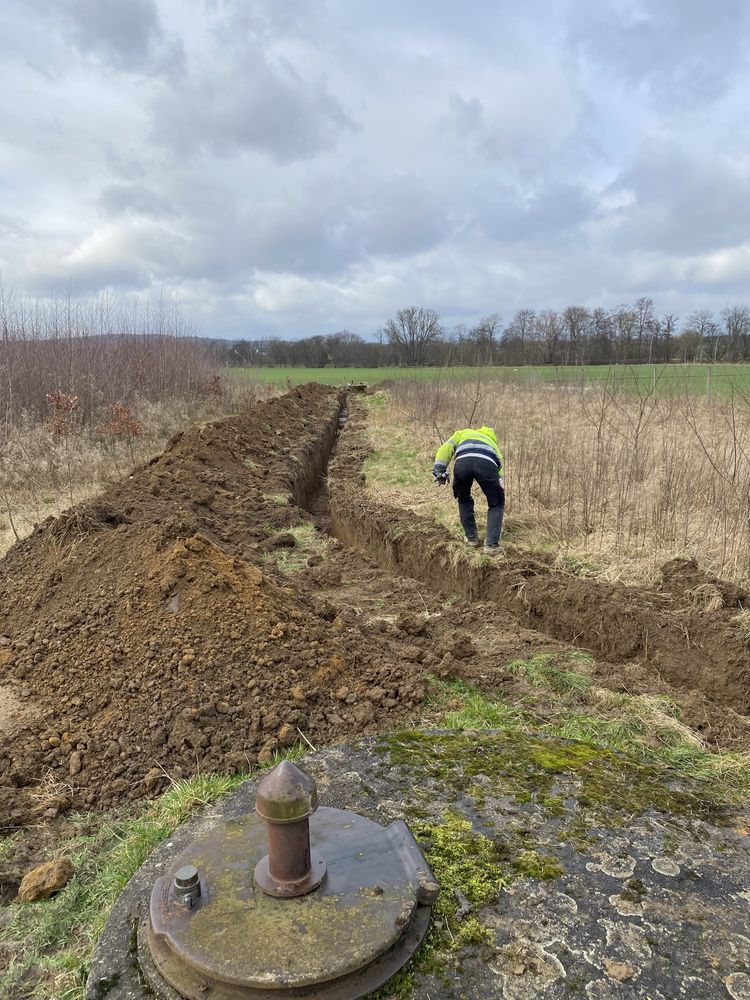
[
  {"xmin": 429, "ymin": 675, "xmax": 750, "ymax": 801},
  {"xmin": 530, "ymin": 743, "xmax": 603, "ymax": 772},
  {"xmin": 468, "ymin": 783, "xmax": 487, "ymax": 809},
  {"xmin": 415, "ymin": 812, "xmax": 508, "ymax": 922},
  {"xmin": 453, "ymin": 916, "xmax": 494, "ymax": 947},
  {"xmin": 384, "ymin": 730, "xmax": 727, "ymax": 831},
  {"xmin": 620, "ymin": 878, "xmax": 647, "ymax": 903},
  {"xmin": 375, "ymin": 723, "xmax": 732, "ymax": 996},
  {"xmin": 541, "ymin": 793, "xmax": 567, "ymax": 817},
  {"xmin": 377, "ymin": 724, "xmax": 733, "ymax": 1000},
  {"xmin": 371, "ymin": 812, "xmax": 505, "ymax": 997},
  {"xmin": 512, "ymin": 850, "xmax": 564, "ymax": 880}
]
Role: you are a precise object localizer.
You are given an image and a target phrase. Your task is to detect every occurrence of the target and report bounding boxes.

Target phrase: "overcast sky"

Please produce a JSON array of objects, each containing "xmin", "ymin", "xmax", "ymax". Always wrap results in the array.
[{"xmin": 1, "ymin": 0, "xmax": 749, "ymax": 338}]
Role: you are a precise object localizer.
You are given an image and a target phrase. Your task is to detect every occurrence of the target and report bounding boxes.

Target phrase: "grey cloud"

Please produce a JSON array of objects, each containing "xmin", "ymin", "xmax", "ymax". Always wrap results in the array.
[
  {"xmin": 148, "ymin": 173, "xmax": 453, "ymax": 283},
  {"xmin": 609, "ymin": 144, "xmax": 750, "ymax": 255},
  {"xmin": 358, "ymin": 176, "xmax": 453, "ymax": 258},
  {"xmin": 4, "ymin": 0, "xmax": 750, "ymax": 337},
  {"xmin": 443, "ymin": 78, "xmax": 585, "ymax": 167},
  {"xmin": 0, "ymin": 213, "xmax": 31, "ymax": 241},
  {"xmin": 445, "ymin": 94, "xmax": 484, "ymax": 138},
  {"xmin": 481, "ymin": 181, "xmax": 597, "ymax": 243},
  {"xmin": 98, "ymin": 183, "xmax": 173, "ymax": 218},
  {"xmin": 571, "ymin": 0, "xmax": 750, "ymax": 106},
  {"xmin": 151, "ymin": 52, "xmax": 356, "ymax": 162},
  {"xmin": 16, "ymin": 252, "xmax": 152, "ymax": 297},
  {"xmin": 56, "ymin": 0, "xmax": 183, "ymax": 73},
  {"xmin": 208, "ymin": 0, "xmax": 324, "ymax": 43}
]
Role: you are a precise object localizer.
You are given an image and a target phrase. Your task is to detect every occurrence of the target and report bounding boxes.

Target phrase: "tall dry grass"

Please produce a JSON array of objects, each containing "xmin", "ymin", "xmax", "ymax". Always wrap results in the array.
[
  {"xmin": 390, "ymin": 377, "xmax": 750, "ymax": 585},
  {"xmin": 0, "ymin": 287, "xmax": 261, "ymax": 556}
]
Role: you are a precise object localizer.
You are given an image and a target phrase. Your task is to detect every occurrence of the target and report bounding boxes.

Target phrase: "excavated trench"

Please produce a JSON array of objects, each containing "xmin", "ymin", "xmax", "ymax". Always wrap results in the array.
[
  {"xmin": 2, "ymin": 383, "xmax": 750, "ymax": 840},
  {"xmin": 328, "ymin": 401, "xmax": 750, "ymax": 717}
]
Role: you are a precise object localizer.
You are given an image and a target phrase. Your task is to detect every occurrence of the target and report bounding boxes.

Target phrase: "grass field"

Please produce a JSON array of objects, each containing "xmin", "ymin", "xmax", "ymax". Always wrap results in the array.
[{"xmin": 235, "ymin": 363, "xmax": 750, "ymax": 399}]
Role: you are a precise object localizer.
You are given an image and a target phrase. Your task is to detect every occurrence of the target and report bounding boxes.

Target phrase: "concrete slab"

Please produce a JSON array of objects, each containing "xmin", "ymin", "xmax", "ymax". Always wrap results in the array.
[{"xmin": 86, "ymin": 730, "xmax": 750, "ymax": 999}]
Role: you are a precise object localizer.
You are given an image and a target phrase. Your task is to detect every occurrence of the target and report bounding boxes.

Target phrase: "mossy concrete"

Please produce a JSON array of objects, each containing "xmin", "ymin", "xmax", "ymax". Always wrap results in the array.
[{"xmin": 87, "ymin": 730, "xmax": 750, "ymax": 999}]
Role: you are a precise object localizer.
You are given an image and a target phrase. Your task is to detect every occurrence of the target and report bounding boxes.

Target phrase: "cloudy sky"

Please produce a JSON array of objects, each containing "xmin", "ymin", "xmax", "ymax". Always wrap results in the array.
[{"xmin": 1, "ymin": 0, "xmax": 749, "ymax": 338}]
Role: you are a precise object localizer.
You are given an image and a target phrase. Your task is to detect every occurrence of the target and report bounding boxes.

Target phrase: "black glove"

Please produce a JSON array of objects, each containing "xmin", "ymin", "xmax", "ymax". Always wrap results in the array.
[{"xmin": 433, "ymin": 469, "xmax": 449, "ymax": 486}]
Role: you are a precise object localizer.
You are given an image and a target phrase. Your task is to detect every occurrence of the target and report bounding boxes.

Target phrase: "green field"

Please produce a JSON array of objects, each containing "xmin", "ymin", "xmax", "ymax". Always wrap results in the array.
[{"xmin": 234, "ymin": 364, "xmax": 750, "ymax": 400}]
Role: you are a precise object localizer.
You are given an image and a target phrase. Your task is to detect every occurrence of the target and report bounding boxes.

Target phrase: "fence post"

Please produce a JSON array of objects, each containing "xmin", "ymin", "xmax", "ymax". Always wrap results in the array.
[
  {"xmin": 706, "ymin": 366, "xmax": 712, "ymax": 404},
  {"xmin": 652, "ymin": 366, "xmax": 656, "ymax": 394}
]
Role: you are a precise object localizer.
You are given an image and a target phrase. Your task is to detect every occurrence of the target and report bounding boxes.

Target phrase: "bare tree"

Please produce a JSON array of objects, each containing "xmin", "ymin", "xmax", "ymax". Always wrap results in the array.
[
  {"xmin": 468, "ymin": 314, "xmax": 502, "ymax": 365},
  {"xmin": 534, "ymin": 310, "xmax": 562, "ymax": 365},
  {"xmin": 500, "ymin": 309, "xmax": 536, "ymax": 365},
  {"xmin": 561, "ymin": 306, "xmax": 592, "ymax": 365},
  {"xmin": 679, "ymin": 310, "xmax": 719, "ymax": 362},
  {"xmin": 612, "ymin": 305, "xmax": 637, "ymax": 363},
  {"xmin": 658, "ymin": 313, "xmax": 678, "ymax": 364},
  {"xmin": 722, "ymin": 305, "xmax": 750, "ymax": 362},
  {"xmin": 381, "ymin": 306, "xmax": 443, "ymax": 367},
  {"xmin": 634, "ymin": 296, "xmax": 655, "ymax": 363}
]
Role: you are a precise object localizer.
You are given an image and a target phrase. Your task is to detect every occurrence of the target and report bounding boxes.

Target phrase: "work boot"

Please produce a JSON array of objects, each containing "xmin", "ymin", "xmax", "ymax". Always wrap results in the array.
[
  {"xmin": 483, "ymin": 545, "xmax": 501, "ymax": 557},
  {"xmin": 464, "ymin": 535, "xmax": 480, "ymax": 547}
]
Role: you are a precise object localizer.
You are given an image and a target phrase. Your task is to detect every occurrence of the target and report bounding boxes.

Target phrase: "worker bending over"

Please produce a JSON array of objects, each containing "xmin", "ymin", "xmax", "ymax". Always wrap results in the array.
[{"xmin": 433, "ymin": 426, "xmax": 504, "ymax": 554}]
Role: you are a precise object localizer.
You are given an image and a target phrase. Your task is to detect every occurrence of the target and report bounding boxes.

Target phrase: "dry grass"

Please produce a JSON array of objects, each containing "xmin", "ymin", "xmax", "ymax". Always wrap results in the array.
[
  {"xmin": 371, "ymin": 379, "xmax": 750, "ymax": 587},
  {"xmin": 0, "ymin": 378, "xmax": 270, "ymax": 558}
]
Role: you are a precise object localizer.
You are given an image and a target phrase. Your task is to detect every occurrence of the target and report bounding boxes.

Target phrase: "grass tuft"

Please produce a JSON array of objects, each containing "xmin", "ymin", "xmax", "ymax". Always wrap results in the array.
[
  {"xmin": 507, "ymin": 652, "xmax": 593, "ymax": 696},
  {"xmin": 428, "ymin": 670, "xmax": 750, "ymax": 801}
]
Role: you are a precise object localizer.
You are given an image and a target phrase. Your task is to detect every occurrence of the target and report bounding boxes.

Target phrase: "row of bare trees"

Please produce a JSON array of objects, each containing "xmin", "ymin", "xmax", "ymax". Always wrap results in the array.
[
  {"xmin": 0, "ymin": 287, "xmax": 216, "ymax": 430},
  {"xmin": 498, "ymin": 300, "xmax": 750, "ymax": 367},
  {"xmin": 226, "ymin": 300, "xmax": 750, "ymax": 369}
]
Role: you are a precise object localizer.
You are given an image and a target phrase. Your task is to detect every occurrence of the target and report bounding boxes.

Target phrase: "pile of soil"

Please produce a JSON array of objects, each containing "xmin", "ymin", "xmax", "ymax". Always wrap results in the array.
[{"xmin": 0, "ymin": 385, "xmax": 426, "ymax": 828}]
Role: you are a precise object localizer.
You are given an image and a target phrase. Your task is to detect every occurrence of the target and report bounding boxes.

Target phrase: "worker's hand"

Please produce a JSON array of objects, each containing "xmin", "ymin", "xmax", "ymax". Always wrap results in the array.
[{"xmin": 433, "ymin": 470, "xmax": 449, "ymax": 486}]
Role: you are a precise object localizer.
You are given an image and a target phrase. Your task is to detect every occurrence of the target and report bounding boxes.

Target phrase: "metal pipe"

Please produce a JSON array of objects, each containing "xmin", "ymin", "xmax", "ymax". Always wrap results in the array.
[{"xmin": 253, "ymin": 760, "xmax": 326, "ymax": 897}]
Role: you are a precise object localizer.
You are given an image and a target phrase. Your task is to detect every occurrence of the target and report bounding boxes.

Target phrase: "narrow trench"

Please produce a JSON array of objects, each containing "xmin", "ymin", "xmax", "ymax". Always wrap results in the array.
[
  {"xmin": 300, "ymin": 399, "xmax": 348, "ymax": 533},
  {"xmin": 303, "ymin": 399, "xmax": 750, "ymax": 720}
]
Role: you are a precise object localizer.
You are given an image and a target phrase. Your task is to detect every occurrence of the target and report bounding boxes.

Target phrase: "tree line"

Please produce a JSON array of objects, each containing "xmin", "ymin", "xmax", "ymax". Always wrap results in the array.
[{"xmin": 225, "ymin": 300, "xmax": 750, "ymax": 368}]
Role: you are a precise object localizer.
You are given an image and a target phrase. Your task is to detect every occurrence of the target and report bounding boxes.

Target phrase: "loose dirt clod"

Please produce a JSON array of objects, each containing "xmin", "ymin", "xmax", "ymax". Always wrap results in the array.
[{"xmin": 17, "ymin": 857, "xmax": 74, "ymax": 902}]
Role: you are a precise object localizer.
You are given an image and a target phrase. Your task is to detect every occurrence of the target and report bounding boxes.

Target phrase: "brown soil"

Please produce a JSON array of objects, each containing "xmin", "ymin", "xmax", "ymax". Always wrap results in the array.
[
  {"xmin": 2, "ymin": 383, "xmax": 750, "ymax": 851},
  {"xmin": 0, "ymin": 385, "xmax": 424, "ymax": 830}
]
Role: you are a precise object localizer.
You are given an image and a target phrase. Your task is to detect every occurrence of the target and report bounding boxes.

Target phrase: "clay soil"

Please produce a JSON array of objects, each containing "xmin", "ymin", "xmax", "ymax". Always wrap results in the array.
[{"xmin": 1, "ymin": 383, "xmax": 750, "ymax": 884}]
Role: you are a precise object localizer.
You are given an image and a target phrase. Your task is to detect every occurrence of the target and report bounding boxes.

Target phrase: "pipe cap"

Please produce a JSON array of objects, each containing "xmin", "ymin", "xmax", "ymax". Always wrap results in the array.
[{"xmin": 255, "ymin": 760, "xmax": 318, "ymax": 824}]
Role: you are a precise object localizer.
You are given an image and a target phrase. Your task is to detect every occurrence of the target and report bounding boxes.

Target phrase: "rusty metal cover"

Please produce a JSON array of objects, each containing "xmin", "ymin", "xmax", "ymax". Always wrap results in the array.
[{"xmin": 144, "ymin": 806, "xmax": 435, "ymax": 999}]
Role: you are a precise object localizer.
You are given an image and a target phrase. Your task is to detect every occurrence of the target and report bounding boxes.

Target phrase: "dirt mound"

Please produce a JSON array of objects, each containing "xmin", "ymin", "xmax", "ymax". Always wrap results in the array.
[
  {"xmin": 660, "ymin": 556, "xmax": 748, "ymax": 609},
  {"xmin": 329, "ymin": 404, "xmax": 750, "ymax": 716},
  {"xmin": 0, "ymin": 386, "xmax": 426, "ymax": 828}
]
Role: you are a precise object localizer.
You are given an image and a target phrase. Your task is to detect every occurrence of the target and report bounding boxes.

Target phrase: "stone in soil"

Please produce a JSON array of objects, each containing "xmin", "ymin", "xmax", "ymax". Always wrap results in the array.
[{"xmin": 17, "ymin": 856, "xmax": 74, "ymax": 902}]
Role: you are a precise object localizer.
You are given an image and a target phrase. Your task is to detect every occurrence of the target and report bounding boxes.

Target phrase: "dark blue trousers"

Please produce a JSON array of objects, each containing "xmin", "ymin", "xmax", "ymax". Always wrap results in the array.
[{"xmin": 452, "ymin": 457, "xmax": 505, "ymax": 545}]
